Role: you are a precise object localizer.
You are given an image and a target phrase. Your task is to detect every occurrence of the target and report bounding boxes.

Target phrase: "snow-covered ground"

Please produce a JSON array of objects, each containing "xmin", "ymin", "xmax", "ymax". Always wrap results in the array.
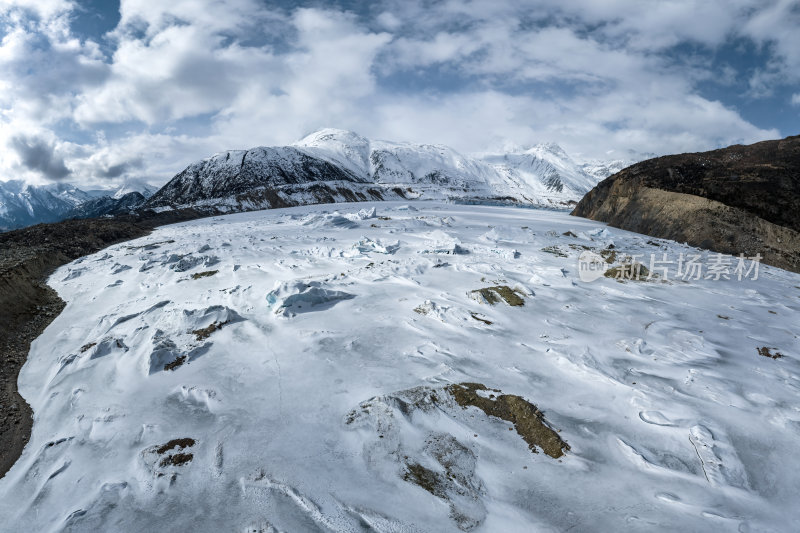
[{"xmin": 1, "ymin": 202, "xmax": 798, "ymax": 532}]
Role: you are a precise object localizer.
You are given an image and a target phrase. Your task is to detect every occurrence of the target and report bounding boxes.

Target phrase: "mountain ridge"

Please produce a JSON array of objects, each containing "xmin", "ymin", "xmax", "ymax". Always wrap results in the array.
[
  {"xmin": 1, "ymin": 130, "xmax": 627, "ymax": 230},
  {"xmin": 0, "ymin": 180, "xmax": 157, "ymax": 231},
  {"xmin": 145, "ymin": 128, "xmax": 615, "ymax": 213}
]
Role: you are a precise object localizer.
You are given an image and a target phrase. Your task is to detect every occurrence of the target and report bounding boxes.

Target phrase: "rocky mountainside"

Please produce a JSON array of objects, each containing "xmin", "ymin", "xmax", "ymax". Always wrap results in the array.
[
  {"xmin": 65, "ymin": 191, "xmax": 148, "ymax": 220},
  {"xmin": 145, "ymin": 129, "xmax": 608, "ymax": 212},
  {"xmin": 572, "ymin": 135, "xmax": 800, "ymax": 272},
  {"xmin": 145, "ymin": 145, "xmax": 391, "ymax": 211}
]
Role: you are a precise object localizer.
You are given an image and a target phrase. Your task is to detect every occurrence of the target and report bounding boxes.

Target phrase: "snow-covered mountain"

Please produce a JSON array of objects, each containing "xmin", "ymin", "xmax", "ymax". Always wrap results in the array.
[
  {"xmin": 65, "ymin": 191, "xmax": 148, "ymax": 220},
  {"xmin": 0, "ymin": 181, "xmax": 82, "ymax": 230},
  {"xmin": 580, "ymin": 159, "xmax": 632, "ymax": 181},
  {"xmin": 1, "ymin": 130, "xmax": 617, "ymax": 231},
  {"xmin": 145, "ymin": 129, "xmax": 606, "ymax": 212},
  {"xmin": 478, "ymin": 142, "xmax": 601, "ymax": 202},
  {"xmin": 112, "ymin": 178, "xmax": 158, "ymax": 200},
  {"xmin": 144, "ymin": 144, "xmax": 386, "ymax": 211},
  {"xmin": 296, "ymin": 130, "xmax": 601, "ymax": 205},
  {"xmin": 42, "ymin": 182, "xmax": 99, "ymax": 206},
  {"xmin": 0, "ymin": 180, "xmax": 157, "ymax": 231},
  {"xmin": 65, "ymin": 180, "xmax": 157, "ymax": 220},
  {"xmin": 2, "ymin": 201, "xmax": 797, "ymax": 531}
]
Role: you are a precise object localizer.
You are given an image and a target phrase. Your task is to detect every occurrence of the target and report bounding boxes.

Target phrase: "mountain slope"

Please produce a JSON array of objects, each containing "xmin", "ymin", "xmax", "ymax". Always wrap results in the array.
[
  {"xmin": 572, "ymin": 135, "xmax": 800, "ymax": 272},
  {"xmin": 0, "ymin": 181, "xmax": 77, "ymax": 231},
  {"xmin": 145, "ymin": 145, "xmax": 392, "ymax": 211},
  {"xmin": 66, "ymin": 192, "xmax": 148, "ymax": 220}
]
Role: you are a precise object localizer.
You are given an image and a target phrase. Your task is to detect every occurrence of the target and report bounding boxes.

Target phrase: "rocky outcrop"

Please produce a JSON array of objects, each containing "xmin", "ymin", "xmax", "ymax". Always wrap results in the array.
[{"xmin": 572, "ymin": 135, "xmax": 800, "ymax": 272}]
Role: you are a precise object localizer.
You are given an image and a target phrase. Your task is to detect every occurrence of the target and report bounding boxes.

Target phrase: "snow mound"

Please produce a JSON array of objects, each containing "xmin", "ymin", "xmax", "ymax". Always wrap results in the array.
[
  {"xmin": 301, "ymin": 213, "xmax": 359, "ymax": 229},
  {"xmin": 266, "ymin": 281, "xmax": 355, "ymax": 317},
  {"xmin": 346, "ymin": 386, "xmax": 487, "ymax": 530},
  {"xmin": 480, "ymin": 226, "xmax": 532, "ymax": 243},
  {"xmin": 420, "ymin": 230, "xmax": 469, "ymax": 255},
  {"xmin": 168, "ymin": 254, "xmax": 221, "ymax": 273}
]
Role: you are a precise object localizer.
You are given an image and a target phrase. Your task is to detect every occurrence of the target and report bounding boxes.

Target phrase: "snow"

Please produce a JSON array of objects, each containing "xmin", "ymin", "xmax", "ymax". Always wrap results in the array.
[
  {"xmin": 291, "ymin": 129, "xmax": 600, "ymax": 206},
  {"xmin": 1, "ymin": 202, "xmax": 799, "ymax": 532},
  {"xmin": 0, "ymin": 180, "xmax": 154, "ymax": 230},
  {"xmin": 0, "ymin": 180, "xmax": 77, "ymax": 229},
  {"xmin": 111, "ymin": 178, "xmax": 158, "ymax": 200}
]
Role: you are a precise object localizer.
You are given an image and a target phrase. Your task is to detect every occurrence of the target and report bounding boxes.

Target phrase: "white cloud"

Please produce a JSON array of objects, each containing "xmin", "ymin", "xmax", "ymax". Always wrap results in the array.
[
  {"xmin": 0, "ymin": 0, "xmax": 73, "ymax": 20},
  {"xmin": 791, "ymin": 93, "xmax": 800, "ymax": 106},
  {"xmin": 0, "ymin": 0, "xmax": 793, "ymax": 187}
]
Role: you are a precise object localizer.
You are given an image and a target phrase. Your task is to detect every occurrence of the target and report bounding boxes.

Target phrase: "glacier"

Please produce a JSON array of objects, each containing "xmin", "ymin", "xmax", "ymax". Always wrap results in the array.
[{"xmin": 1, "ymin": 202, "xmax": 798, "ymax": 531}]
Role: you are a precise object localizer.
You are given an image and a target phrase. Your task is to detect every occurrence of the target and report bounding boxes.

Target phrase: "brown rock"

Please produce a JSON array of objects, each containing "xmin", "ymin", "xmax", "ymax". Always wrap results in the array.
[{"xmin": 572, "ymin": 135, "xmax": 800, "ymax": 272}]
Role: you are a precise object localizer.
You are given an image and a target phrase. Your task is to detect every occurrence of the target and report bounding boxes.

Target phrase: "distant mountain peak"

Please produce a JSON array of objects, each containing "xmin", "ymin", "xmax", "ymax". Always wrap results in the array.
[
  {"xmin": 112, "ymin": 178, "xmax": 157, "ymax": 199},
  {"xmin": 297, "ymin": 128, "xmax": 370, "ymax": 146}
]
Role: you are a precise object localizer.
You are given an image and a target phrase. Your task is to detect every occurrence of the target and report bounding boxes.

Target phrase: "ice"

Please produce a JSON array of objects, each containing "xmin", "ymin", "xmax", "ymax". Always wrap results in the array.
[
  {"xmin": 349, "ymin": 237, "xmax": 401, "ymax": 255},
  {"xmin": 342, "ymin": 206, "xmax": 377, "ymax": 221},
  {"xmin": 1, "ymin": 201, "xmax": 798, "ymax": 532},
  {"xmin": 301, "ymin": 212, "xmax": 359, "ymax": 229}
]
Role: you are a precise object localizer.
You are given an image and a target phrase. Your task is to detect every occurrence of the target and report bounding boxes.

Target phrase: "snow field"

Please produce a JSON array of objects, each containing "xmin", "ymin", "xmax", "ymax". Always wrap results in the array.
[{"xmin": 1, "ymin": 202, "xmax": 798, "ymax": 532}]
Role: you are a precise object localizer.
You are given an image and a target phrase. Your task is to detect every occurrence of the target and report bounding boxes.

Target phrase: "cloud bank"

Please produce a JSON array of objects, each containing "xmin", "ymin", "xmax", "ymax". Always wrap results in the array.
[{"xmin": 0, "ymin": 0, "xmax": 796, "ymax": 186}]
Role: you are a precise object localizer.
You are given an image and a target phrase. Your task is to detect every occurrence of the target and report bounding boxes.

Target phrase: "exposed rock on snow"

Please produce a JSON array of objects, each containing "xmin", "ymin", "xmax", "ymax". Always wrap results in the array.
[
  {"xmin": 346, "ymin": 382, "xmax": 567, "ymax": 530},
  {"xmin": 469, "ymin": 285, "xmax": 526, "ymax": 306}
]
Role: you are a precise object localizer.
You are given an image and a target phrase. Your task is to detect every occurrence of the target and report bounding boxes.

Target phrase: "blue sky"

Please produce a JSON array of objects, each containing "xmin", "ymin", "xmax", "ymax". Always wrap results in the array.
[{"xmin": 0, "ymin": 0, "xmax": 798, "ymax": 187}]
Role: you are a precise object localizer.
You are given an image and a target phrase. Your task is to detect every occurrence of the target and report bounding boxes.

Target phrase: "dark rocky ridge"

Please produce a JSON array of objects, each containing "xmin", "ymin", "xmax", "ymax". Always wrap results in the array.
[
  {"xmin": 145, "ymin": 146, "xmax": 393, "ymax": 211},
  {"xmin": 0, "ymin": 208, "xmax": 205, "ymax": 479},
  {"xmin": 572, "ymin": 135, "xmax": 800, "ymax": 272}
]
